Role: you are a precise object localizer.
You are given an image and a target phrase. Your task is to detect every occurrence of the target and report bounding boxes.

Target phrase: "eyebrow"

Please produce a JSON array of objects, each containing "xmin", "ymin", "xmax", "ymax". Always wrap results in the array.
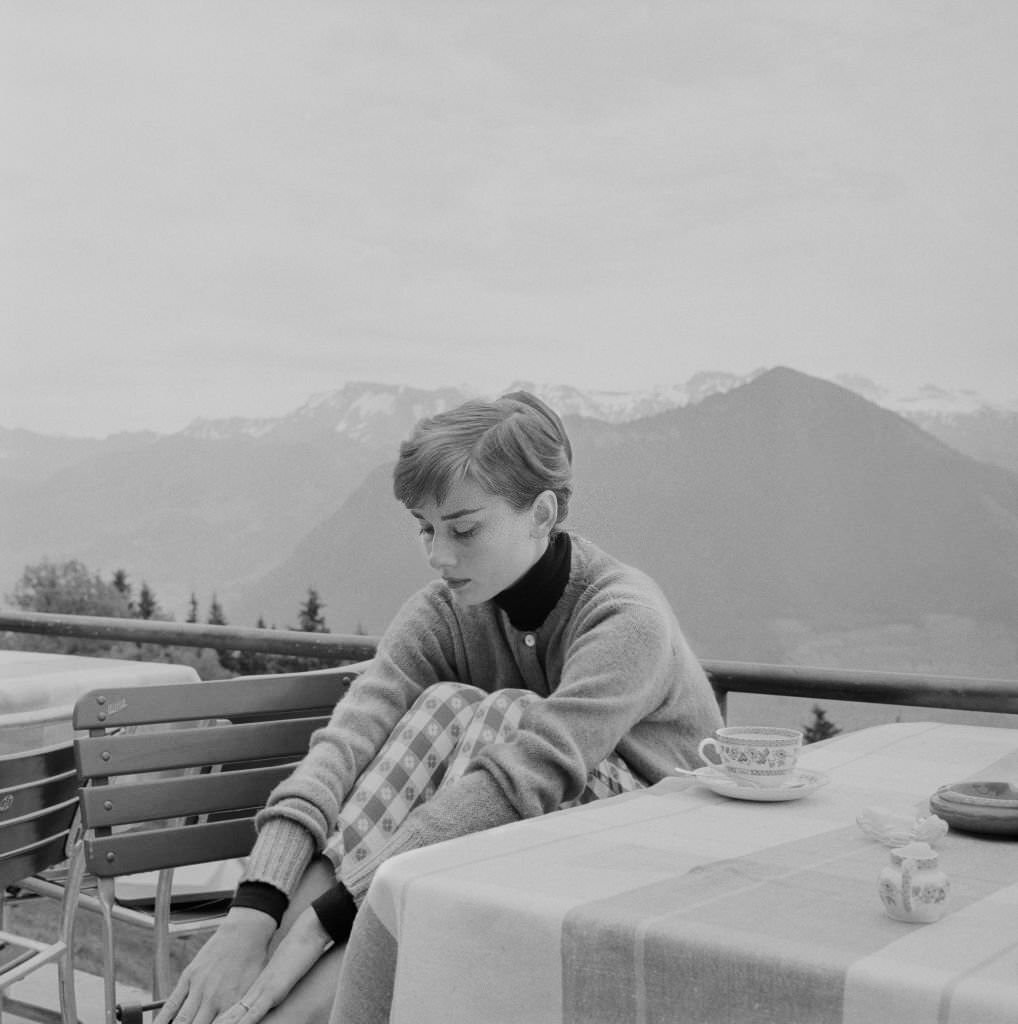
[{"xmin": 412, "ymin": 505, "xmax": 485, "ymax": 522}]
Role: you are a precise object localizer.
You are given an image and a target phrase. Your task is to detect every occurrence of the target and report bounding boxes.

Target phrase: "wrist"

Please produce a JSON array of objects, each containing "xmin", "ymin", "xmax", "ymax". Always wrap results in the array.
[
  {"xmin": 299, "ymin": 906, "xmax": 336, "ymax": 953},
  {"xmin": 222, "ymin": 906, "xmax": 278, "ymax": 940}
]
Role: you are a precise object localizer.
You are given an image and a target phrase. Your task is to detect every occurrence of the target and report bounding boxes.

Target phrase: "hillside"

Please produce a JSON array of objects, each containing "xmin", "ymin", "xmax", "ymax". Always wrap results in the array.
[
  {"xmin": 0, "ymin": 434, "xmax": 380, "ymax": 614},
  {"xmin": 234, "ymin": 369, "xmax": 1018, "ymax": 676}
]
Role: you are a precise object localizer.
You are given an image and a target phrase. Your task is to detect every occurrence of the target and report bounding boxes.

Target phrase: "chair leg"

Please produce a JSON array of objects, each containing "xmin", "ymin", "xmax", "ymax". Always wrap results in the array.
[
  {"xmin": 151, "ymin": 869, "xmax": 174, "ymax": 1000},
  {"xmin": 96, "ymin": 878, "xmax": 120, "ymax": 1024},
  {"xmin": 57, "ymin": 848, "xmax": 87, "ymax": 1024}
]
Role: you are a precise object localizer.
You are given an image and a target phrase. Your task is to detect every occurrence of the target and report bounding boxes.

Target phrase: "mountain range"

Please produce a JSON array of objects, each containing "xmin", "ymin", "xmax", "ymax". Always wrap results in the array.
[{"xmin": 2, "ymin": 367, "xmax": 1016, "ymax": 678}]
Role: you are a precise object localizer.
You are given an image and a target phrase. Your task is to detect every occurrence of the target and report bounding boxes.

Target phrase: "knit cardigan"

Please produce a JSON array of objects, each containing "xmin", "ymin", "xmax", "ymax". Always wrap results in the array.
[{"xmin": 242, "ymin": 533, "xmax": 723, "ymax": 903}]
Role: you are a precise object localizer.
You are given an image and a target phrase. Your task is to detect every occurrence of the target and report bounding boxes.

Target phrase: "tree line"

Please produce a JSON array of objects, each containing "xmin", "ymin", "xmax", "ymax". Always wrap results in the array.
[{"xmin": 2, "ymin": 558, "xmax": 354, "ymax": 679}]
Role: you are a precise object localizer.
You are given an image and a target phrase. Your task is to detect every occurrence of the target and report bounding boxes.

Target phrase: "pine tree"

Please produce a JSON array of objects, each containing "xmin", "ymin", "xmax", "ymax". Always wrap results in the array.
[
  {"xmin": 803, "ymin": 704, "xmax": 841, "ymax": 744},
  {"xmin": 137, "ymin": 582, "xmax": 158, "ymax": 620},
  {"xmin": 297, "ymin": 587, "xmax": 328, "ymax": 633},
  {"xmin": 111, "ymin": 568, "xmax": 135, "ymax": 615},
  {"xmin": 207, "ymin": 594, "xmax": 227, "ymax": 626},
  {"xmin": 186, "ymin": 593, "xmax": 199, "ymax": 624}
]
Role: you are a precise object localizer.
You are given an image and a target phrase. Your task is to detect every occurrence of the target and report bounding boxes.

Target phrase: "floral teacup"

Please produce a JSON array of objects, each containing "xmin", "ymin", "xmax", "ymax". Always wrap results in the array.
[{"xmin": 697, "ymin": 726, "xmax": 803, "ymax": 788}]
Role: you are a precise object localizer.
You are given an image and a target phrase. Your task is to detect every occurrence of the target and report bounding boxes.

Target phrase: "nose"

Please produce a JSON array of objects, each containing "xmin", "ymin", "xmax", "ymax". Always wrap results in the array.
[{"xmin": 427, "ymin": 532, "xmax": 457, "ymax": 571}]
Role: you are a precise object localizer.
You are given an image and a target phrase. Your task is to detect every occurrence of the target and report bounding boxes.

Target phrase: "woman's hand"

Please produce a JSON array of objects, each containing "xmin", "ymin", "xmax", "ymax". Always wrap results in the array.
[
  {"xmin": 213, "ymin": 908, "xmax": 333, "ymax": 1023},
  {"xmin": 154, "ymin": 908, "xmax": 276, "ymax": 1024}
]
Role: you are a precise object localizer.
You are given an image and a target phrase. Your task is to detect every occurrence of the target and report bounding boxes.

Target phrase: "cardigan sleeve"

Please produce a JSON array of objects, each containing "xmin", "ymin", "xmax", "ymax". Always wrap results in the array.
[{"xmin": 241, "ymin": 586, "xmax": 463, "ymax": 897}]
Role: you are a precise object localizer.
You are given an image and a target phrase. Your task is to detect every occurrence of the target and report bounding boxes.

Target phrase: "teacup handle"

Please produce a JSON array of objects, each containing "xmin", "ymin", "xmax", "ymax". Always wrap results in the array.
[{"xmin": 698, "ymin": 737, "xmax": 723, "ymax": 768}]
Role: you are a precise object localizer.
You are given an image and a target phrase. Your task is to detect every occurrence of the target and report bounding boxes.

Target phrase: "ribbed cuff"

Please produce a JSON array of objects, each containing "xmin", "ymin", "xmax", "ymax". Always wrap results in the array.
[
  {"xmin": 242, "ymin": 817, "xmax": 317, "ymax": 897},
  {"xmin": 230, "ymin": 881, "xmax": 288, "ymax": 926},
  {"xmin": 310, "ymin": 882, "xmax": 358, "ymax": 945}
]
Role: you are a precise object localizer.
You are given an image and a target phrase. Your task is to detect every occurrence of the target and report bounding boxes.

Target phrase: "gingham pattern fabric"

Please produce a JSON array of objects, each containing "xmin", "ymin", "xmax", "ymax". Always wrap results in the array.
[{"xmin": 324, "ymin": 682, "xmax": 644, "ymax": 874}]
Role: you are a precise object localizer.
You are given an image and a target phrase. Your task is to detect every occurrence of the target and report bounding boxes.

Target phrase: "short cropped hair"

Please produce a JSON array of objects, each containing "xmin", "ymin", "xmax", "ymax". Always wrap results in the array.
[{"xmin": 393, "ymin": 390, "xmax": 573, "ymax": 527}]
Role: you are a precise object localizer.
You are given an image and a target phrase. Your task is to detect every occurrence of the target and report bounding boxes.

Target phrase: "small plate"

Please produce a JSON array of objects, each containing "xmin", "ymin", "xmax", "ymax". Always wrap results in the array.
[{"xmin": 693, "ymin": 766, "xmax": 830, "ymax": 802}]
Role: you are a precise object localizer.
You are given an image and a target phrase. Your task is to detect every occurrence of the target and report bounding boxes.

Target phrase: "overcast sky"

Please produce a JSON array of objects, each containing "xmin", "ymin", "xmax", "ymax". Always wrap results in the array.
[{"xmin": 3, "ymin": 1, "xmax": 1016, "ymax": 437}]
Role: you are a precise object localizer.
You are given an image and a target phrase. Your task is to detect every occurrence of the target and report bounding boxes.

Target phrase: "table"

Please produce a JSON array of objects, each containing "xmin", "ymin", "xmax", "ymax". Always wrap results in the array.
[
  {"xmin": 365, "ymin": 721, "xmax": 1018, "ymax": 1024},
  {"xmin": 0, "ymin": 649, "xmax": 201, "ymax": 753}
]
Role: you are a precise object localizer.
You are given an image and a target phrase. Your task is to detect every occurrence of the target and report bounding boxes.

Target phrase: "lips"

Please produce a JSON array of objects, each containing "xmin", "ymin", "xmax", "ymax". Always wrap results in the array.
[{"xmin": 443, "ymin": 577, "xmax": 470, "ymax": 590}]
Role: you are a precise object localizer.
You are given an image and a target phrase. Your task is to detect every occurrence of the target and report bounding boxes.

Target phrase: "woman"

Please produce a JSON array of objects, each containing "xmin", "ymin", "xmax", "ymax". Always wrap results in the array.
[{"xmin": 157, "ymin": 391, "xmax": 722, "ymax": 1024}]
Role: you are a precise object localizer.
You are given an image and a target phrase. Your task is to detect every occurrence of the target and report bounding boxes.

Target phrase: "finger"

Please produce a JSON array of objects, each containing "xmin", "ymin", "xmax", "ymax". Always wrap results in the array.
[
  {"xmin": 216, "ymin": 995, "xmax": 268, "ymax": 1024},
  {"xmin": 154, "ymin": 981, "xmax": 190, "ymax": 1024},
  {"xmin": 170, "ymin": 991, "xmax": 219, "ymax": 1024},
  {"xmin": 210, "ymin": 1007, "xmax": 244, "ymax": 1024},
  {"xmin": 188, "ymin": 1004, "xmax": 221, "ymax": 1024}
]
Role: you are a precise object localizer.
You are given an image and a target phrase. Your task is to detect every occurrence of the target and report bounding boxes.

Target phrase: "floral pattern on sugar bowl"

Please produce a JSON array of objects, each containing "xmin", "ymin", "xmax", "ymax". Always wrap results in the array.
[{"xmin": 878, "ymin": 841, "xmax": 950, "ymax": 923}]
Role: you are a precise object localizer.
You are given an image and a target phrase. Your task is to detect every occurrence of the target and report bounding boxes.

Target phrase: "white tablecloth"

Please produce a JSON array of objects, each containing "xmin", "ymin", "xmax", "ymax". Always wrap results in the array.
[
  {"xmin": 0, "ymin": 649, "xmax": 201, "ymax": 752},
  {"xmin": 366, "ymin": 721, "xmax": 1018, "ymax": 1024}
]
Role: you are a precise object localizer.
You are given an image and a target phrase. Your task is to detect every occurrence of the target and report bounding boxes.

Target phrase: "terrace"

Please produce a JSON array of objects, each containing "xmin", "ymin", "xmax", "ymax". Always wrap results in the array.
[{"xmin": 2, "ymin": 609, "xmax": 1016, "ymax": 1023}]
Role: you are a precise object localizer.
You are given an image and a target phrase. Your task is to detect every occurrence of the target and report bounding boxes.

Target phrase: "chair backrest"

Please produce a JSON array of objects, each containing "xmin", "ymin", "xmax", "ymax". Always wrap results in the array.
[
  {"xmin": 72, "ymin": 666, "xmax": 361, "ymax": 880},
  {"xmin": 0, "ymin": 741, "xmax": 79, "ymax": 890}
]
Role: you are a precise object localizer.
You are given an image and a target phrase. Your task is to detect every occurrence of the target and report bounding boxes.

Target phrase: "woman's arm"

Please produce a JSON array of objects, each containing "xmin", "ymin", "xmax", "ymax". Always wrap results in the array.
[{"xmin": 243, "ymin": 586, "xmax": 462, "ymax": 895}]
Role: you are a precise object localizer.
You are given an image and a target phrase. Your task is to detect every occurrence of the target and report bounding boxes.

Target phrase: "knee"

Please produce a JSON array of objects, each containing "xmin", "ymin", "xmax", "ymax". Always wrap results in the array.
[
  {"xmin": 411, "ymin": 681, "xmax": 486, "ymax": 712},
  {"xmin": 472, "ymin": 689, "xmax": 538, "ymax": 717}
]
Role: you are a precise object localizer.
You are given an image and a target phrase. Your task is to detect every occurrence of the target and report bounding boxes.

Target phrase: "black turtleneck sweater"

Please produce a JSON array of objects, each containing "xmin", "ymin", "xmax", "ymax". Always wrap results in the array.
[{"xmin": 493, "ymin": 530, "xmax": 572, "ymax": 631}]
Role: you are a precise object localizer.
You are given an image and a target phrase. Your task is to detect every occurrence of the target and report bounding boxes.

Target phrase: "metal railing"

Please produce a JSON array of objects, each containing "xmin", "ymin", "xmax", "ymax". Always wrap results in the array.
[
  {"xmin": 0, "ymin": 609, "xmax": 378, "ymax": 662},
  {"xmin": 2, "ymin": 609, "xmax": 1016, "ymax": 719},
  {"xmin": 704, "ymin": 659, "xmax": 1018, "ymax": 720}
]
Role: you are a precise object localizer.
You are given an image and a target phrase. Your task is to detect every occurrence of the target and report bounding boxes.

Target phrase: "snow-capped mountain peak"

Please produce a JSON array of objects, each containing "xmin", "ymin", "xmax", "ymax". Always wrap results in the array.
[
  {"xmin": 833, "ymin": 375, "xmax": 1015, "ymax": 419},
  {"xmin": 172, "ymin": 370, "xmax": 1016, "ymax": 448}
]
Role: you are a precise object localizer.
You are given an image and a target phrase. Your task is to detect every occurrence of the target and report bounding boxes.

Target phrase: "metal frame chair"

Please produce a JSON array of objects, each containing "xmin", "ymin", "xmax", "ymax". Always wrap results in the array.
[
  {"xmin": 0, "ymin": 741, "xmax": 84, "ymax": 1024},
  {"xmin": 67, "ymin": 665, "xmax": 362, "ymax": 1024}
]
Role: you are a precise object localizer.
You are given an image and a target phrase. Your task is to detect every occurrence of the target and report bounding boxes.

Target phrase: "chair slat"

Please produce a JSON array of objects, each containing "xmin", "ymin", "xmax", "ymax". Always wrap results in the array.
[
  {"xmin": 72, "ymin": 671, "xmax": 355, "ymax": 729},
  {"xmin": 84, "ymin": 818, "xmax": 257, "ymax": 877},
  {"xmin": 0, "ymin": 830, "xmax": 75, "ymax": 890},
  {"xmin": 0, "ymin": 770, "xmax": 77, "ymax": 822},
  {"xmin": 0, "ymin": 742, "xmax": 76, "ymax": 789},
  {"xmin": 75, "ymin": 716, "xmax": 329, "ymax": 778},
  {"xmin": 78, "ymin": 762, "xmax": 296, "ymax": 827},
  {"xmin": 0, "ymin": 799, "xmax": 79, "ymax": 862}
]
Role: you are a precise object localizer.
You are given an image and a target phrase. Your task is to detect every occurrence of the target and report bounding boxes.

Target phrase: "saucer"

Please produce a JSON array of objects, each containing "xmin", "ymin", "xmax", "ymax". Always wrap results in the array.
[{"xmin": 693, "ymin": 766, "xmax": 830, "ymax": 802}]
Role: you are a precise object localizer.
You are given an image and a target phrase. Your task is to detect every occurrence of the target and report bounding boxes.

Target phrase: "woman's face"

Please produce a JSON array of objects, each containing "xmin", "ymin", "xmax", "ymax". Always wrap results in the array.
[{"xmin": 410, "ymin": 476, "xmax": 554, "ymax": 605}]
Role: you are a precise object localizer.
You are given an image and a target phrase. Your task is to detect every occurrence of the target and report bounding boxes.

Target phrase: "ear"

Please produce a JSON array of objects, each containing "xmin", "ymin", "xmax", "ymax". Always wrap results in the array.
[{"xmin": 530, "ymin": 490, "xmax": 558, "ymax": 538}]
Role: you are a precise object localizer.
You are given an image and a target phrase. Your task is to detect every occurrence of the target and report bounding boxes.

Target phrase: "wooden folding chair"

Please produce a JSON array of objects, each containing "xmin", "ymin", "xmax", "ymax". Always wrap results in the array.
[
  {"xmin": 67, "ymin": 665, "xmax": 363, "ymax": 1024},
  {"xmin": 0, "ymin": 741, "xmax": 84, "ymax": 1024}
]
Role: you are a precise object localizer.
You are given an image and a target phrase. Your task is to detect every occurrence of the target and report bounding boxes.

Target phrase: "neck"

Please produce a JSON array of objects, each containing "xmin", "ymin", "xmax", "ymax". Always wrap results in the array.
[{"xmin": 494, "ymin": 532, "xmax": 572, "ymax": 631}]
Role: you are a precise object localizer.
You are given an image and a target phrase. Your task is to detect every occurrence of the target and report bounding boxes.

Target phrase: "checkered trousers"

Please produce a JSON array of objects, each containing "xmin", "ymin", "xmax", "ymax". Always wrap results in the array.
[{"xmin": 324, "ymin": 682, "xmax": 645, "ymax": 875}]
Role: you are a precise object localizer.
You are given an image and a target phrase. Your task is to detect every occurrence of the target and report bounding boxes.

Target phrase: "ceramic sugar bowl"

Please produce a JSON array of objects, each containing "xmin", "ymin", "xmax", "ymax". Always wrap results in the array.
[{"xmin": 878, "ymin": 841, "xmax": 950, "ymax": 923}]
